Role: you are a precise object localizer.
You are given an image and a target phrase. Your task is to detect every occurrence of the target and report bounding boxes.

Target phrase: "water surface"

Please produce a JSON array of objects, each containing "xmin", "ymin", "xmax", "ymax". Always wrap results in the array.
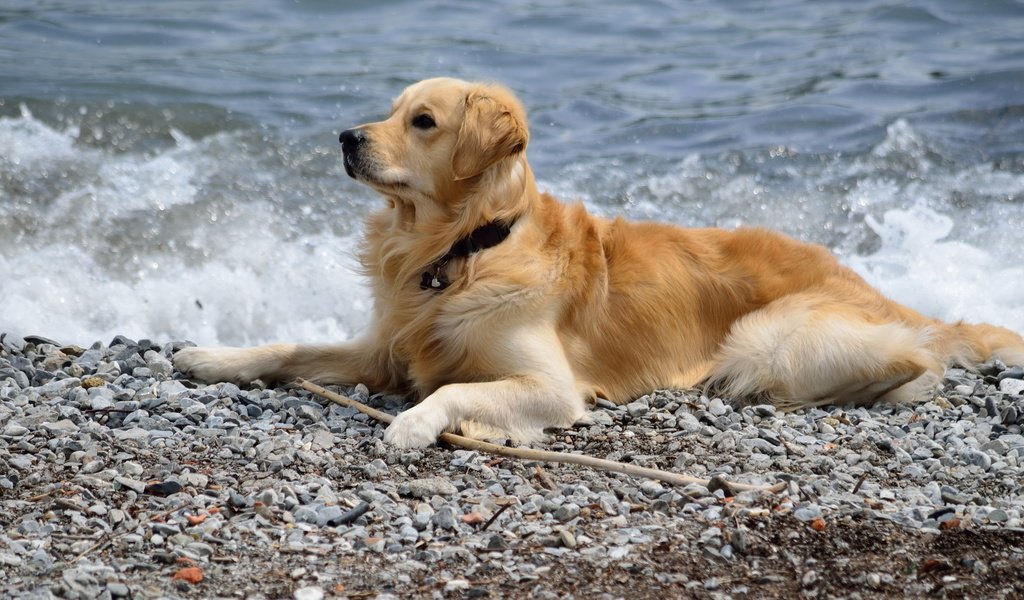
[{"xmin": 2, "ymin": 0, "xmax": 1023, "ymax": 344}]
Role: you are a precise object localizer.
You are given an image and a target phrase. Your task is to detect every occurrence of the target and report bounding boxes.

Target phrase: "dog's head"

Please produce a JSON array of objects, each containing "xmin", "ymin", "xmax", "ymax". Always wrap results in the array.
[{"xmin": 339, "ymin": 78, "xmax": 529, "ymax": 206}]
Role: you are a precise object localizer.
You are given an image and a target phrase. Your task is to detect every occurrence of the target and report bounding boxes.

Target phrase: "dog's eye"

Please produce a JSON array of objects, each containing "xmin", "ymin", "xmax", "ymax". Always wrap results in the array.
[{"xmin": 411, "ymin": 114, "xmax": 436, "ymax": 130}]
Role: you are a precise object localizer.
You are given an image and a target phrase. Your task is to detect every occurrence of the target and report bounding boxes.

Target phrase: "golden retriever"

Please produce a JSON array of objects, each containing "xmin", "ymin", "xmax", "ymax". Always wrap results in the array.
[{"xmin": 174, "ymin": 77, "xmax": 1024, "ymax": 449}]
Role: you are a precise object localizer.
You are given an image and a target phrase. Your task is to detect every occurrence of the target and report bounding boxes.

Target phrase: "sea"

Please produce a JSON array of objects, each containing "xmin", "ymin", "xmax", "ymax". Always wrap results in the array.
[{"xmin": 2, "ymin": 0, "xmax": 1023, "ymax": 347}]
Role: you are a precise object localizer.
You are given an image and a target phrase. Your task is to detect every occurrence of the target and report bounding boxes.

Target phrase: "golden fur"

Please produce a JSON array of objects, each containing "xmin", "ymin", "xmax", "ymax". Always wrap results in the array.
[{"xmin": 174, "ymin": 77, "xmax": 1024, "ymax": 448}]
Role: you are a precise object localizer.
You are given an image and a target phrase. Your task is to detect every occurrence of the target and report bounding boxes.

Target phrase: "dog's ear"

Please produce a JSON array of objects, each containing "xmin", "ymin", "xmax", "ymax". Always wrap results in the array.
[{"xmin": 451, "ymin": 88, "xmax": 528, "ymax": 181}]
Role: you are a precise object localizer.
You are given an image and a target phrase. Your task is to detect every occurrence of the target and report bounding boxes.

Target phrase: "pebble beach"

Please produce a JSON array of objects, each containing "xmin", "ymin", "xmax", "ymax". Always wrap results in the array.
[{"xmin": 2, "ymin": 333, "xmax": 1024, "ymax": 598}]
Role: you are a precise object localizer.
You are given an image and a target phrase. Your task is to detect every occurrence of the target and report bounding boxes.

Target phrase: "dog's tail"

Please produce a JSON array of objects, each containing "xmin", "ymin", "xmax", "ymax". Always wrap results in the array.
[
  {"xmin": 704, "ymin": 298, "xmax": 1024, "ymax": 411},
  {"xmin": 933, "ymin": 321, "xmax": 1024, "ymax": 371}
]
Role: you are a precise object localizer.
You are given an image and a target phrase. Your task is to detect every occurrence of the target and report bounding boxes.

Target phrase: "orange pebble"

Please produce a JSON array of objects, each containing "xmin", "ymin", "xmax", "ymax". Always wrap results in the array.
[
  {"xmin": 461, "ymin": 511, "xmax": 485, "ymax": 525},
  {"xmin": 171, "ymin": 566, "xmax": 203, "ymax": 584},
  {"xmin": 810, "ymin": 517, "xmax": 827, "ymax": 531},
  {"xmin": 186, "ymin": 514, "xmax": 206, "ymax": 526}
]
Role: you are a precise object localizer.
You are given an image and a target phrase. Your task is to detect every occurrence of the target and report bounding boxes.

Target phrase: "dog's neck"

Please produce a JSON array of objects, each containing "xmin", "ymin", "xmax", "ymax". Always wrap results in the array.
[
  {"xmin": 419, "ymin": 218, "xmax": 516, "ymax": 292},
  {"xmin": 366, "ymin": 156, "xmax": 536, "ymax": 297}
]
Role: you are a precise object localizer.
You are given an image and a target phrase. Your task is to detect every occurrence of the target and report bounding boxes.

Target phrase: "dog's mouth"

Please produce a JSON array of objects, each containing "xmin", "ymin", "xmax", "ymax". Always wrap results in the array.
[
  {"xmin": 343, "ymin": 152, "xmax": 358, "ymax": 179},
  {"xmin": 343, "ymin": 155, "xmax": 408, "ymax": 190}
]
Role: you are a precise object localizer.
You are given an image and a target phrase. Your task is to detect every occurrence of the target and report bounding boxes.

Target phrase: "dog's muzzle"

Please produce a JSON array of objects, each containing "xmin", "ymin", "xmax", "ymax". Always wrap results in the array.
[{"xmin": 339, "ymin": 128, "xmax": 366, "ymax": 179}]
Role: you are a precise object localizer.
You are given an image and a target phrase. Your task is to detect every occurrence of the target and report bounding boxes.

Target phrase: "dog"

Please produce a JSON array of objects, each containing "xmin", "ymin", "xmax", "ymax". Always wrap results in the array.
[{"xmin": 174, "ymin": 77, "xmax": 1024, "ymax": 449}]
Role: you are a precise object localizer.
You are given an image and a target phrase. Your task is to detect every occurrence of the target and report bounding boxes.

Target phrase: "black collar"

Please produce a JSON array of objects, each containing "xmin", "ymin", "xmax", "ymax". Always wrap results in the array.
[{"xmin": 420, "ymin": 220, "xmax": 515, "ymax": 292}]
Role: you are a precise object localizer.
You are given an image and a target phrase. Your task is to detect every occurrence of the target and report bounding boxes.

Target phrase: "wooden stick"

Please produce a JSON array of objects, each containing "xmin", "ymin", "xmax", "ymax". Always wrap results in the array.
[{"xmin": 296, "ymin": 379, "xmax": 786, "ymax": 494}]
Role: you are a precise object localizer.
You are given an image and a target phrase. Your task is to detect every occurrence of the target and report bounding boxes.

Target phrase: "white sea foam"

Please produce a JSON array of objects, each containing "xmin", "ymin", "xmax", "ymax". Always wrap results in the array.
[
  {"xmin": 0, "ymin": 111, "xmax": 371, "ymax": 347},
  {"xmin": 847, "ymin": 201, "xmax": 1024, "ymax": 332},
  {"xmin": 839, "ymin": 121, "xmax": 1024, "ymax": 332},
  {"xmin": 1, "ymin": 113, "xmax": 1022, "ymax": 348}
]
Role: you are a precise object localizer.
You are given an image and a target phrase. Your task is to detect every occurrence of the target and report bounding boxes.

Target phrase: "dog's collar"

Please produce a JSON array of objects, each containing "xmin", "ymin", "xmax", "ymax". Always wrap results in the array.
[{"xmin": 420, "ymin": 219, "xmax": 515, "ymax": 292}]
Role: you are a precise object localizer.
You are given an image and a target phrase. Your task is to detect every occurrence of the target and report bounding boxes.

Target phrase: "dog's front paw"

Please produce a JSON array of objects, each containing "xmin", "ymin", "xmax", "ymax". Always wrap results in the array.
[
  {"xmin": 173, "ymin": 346, "xmax": 264, "ymax": 384},
  {"xmin": 384, "ymin": 405, "xmax": 449, "ymax": 449}
]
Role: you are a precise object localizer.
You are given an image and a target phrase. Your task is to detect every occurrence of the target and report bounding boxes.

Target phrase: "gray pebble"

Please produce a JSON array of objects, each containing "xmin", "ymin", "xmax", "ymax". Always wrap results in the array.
[
  {"xmin": 4, "ymin": 335, "xmax": 1024, "ymax": 598},
  {"xmin": 1000, "ymin": 379, "xmax": 1024, "ymax": 395},
  {"xmin": 625, "ymin": 399, "xmax": 649, "ymax": 417},
  {"xmin": 432, "ymin": 506, "xmax": 458, "ymax": 530},
  {"xmin": 402, "ymin": 476, "xmax": 458, "ymax": 498},
  {"xmin": 793, "ymin": 505, "xmax": 822, "ymax": 522},
  {"xmin": 555, "ymin": 503, "xmax": 581, "ymax": 522}
]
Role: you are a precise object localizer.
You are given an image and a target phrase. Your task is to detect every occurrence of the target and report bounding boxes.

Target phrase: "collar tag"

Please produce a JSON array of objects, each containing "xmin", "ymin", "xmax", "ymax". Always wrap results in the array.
[
  {"xmin": 420, "ymin": 270, "xmax": 449, "ymax": 291},
  {"xmin": 419, "ymin": 218, "xmax": 515, "ymax": 294}
]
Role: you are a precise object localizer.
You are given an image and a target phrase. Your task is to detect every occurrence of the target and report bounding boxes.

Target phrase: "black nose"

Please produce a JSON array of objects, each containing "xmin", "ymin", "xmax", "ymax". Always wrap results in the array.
[{"xmin": 339, "ymin": 128, "xmax": 366, "ymax": 151}]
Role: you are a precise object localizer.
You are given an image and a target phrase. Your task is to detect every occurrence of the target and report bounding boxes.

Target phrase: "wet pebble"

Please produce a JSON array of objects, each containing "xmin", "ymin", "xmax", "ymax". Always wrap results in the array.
[{"xmin": 2, "ymin": 335, "xmax": 1024, "ymax": 598}]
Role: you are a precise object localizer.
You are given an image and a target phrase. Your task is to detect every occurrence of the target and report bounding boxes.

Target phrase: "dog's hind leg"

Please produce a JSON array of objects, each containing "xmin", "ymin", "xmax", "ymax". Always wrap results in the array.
[{"xmin": 703, "ymin": 293, "xmax": 942, "ymax": 411}]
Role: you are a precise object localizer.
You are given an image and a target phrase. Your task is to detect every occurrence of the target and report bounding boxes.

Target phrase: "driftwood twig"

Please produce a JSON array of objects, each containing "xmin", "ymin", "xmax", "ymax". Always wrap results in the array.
[{"xmin": 297, "ymin": 379, "xmax": 786, "ymax": 494}]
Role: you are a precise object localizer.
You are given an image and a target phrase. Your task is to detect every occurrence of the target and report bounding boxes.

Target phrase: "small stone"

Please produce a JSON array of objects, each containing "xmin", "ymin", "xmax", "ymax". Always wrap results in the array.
[
  {"xmin": 120, "ymin": 462, "xmax": 144, "ymax": 477},
  {"xmin": 81, "ymin": 460, "xmax": 104, "ymax": 475},
  {"xmin": 2, "ymin": 423, "xmax": 28, "ymax": 437},
  {"xmin": 317, "ymin": 506, "xmax": 345, "ymax": 526},
  {"xmin": 413, "ymin": 503, "xmax": 434, "ymax": 529},
  {"xmin": 708, "ymin": 397, "xmax": 728, "ymax": 416},
  {"xmin": 144, "ymin": 481, "xmax": 183, "ymax": 496},
  {"xmin": 640, "ymin": 480, "xmax": 665, "ymax": 497},
  {"xmin": 998, "ymin": 366, "xmax": 1024, "ymax": 381},
  {"xmin": 185, "ymin": 543, "xmax": 214, "ymax": 557},
  {"xmin": 294, "ymin": 587, "xmax": 324, "ymax": 600},
  {"xmin": 107, "ymin": 583, "xmax": 130, "ymax": 597},
  {"xmin": 402, "ymin": 476, "xmax": 458, "ymax": 498},
  {"xmin": 257, "ymin": 489, "xmax": 279, "ymax": 507},
  {"xmin": 941, "ymin": 490, "xmax": 970, "ymax": 505},
  {"xmin": 363, "ymin": 458, "xmax": 388, "ymax": 478},
  {"xmin": 89, "ymin": 396, "xmax": 114, "ymax": 411},
  {"xmin": 432, "ymin": 506, "xmax": 458, "ymax": 530},
  {"xmin": 981, "ymin": 440, "xmax": 1010, "ymax": 455},
  {"xmin": 487, "ymin": 534, "xmax": 508, "ymax": 551},
  {"xmin": 444, "ymin": 580, "xmax": 470, "ymax": 593},
  {"xmin": 42, "ymin": 419, "xmax": 78, "ymax": 435},
  {"xmin": 793, "ymin": 505, "xmax": 822, "ymax": 522},
  {"xmin": 461, "ymin": 511, "xmax": 485, "ymax": 525},
  {"xmin": 1000, "ymin": 379, "xmax": 1024, "ymax": 395},
  {"xmin": 296, "ymin": 405, "xmax": 323, "ymax": 422},
  {"xmin": 311, "ymin": 429, "xmax": 334, "ymax": 450},
  {"xmin": 114, "ymin": 477, "xmax": 148, "ymax": 494},
  {"xmin": 171, "ymin": 566, "xmax": 203, "ymax": 584},
  {"xmin": 81, "ymin": 376, "xmax": 106, "ymax": 389},
  {"xmin": 554, "ymin": 503, "xmax": 581, "ymax": 522},
  {"xmin": 960, "ymin": 449, "xmax": 993, "ymax": 470},
  {"xmin": 625, "ymin": 400, "xmax": 649, "ymax": 418},
  {"xmin": 293, "ymin": 506, "xmax": 319, "ymax": 524},
  {"xmin": 113, "ymin": 428, "xmax": 151, "ymax": 442}
]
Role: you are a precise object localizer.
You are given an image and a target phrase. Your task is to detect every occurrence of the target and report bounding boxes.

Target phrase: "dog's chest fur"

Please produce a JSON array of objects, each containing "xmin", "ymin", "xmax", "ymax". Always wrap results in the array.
[{"xmin": 359, "ymin": 206, "xmax": 561, "ymax": 396}]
